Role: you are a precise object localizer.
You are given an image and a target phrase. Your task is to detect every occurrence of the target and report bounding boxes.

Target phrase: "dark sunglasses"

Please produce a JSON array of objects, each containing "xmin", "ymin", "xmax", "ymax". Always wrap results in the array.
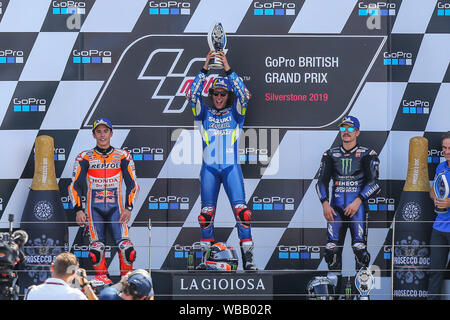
[
  {"xmin": 339, "ymin": 126, "xmax": 356, "ymax": 133},
  {"xmin": 212, "ymin": 91, "xmax": 228, "ymax": 97}
]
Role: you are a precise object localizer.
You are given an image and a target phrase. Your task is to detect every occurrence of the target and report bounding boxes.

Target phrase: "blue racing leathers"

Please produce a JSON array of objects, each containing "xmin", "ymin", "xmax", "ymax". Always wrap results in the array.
[
  {"xmin": 186, "ymin": 68, "xmax": 252, "ymax": 244},
  {"xmin": 316, "ymin": 145, "xmax": 380, "ymax": 271}
]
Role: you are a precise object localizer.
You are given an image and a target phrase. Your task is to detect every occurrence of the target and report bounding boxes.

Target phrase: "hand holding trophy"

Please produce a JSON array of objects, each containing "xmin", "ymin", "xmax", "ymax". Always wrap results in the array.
[{"xmin": 207, "ymin": 21, "xmax": 227, "ymax": 70}]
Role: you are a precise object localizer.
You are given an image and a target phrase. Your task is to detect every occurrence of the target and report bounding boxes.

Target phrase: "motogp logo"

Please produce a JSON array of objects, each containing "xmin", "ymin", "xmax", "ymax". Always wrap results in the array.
[{"xmin": 138, "ymin": 49, "xmax": 218, "ymax": 114}]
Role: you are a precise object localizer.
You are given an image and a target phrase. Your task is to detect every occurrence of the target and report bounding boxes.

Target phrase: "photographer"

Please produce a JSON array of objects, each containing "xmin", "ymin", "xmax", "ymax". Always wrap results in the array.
[
  {"xmin": 25, "ymin": 252, "xmax": 98, "ymax": 300},
  {"xmin": 99, "ymin": 269, "xmax": 153, "ymax": 300}
]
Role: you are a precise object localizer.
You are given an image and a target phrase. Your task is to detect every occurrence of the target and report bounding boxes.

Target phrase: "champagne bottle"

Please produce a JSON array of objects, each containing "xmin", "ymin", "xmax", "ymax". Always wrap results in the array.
[
  {"xmin": 19, "ymin": 136, "xmax": 68, "ymax": 293},
  {"xmin": 392, "ymin": 137, "xmax": 434, "ymax": 300}
]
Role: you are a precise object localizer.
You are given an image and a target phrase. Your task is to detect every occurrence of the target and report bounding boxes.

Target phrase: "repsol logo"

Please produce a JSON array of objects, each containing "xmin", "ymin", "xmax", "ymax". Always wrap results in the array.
[{"xmin": 90, "ymin": 163, "xmax": 120, "ymax": 169}]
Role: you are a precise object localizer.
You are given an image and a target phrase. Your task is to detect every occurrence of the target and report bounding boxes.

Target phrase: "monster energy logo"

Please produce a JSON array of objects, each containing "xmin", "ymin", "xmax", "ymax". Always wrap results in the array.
[{"xmin": 341, "ymin": 158, "xmax": 352, "ymax": 174}]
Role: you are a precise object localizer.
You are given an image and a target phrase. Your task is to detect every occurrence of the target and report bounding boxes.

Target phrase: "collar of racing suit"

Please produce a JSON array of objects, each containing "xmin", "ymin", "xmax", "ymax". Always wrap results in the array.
[
  {"xmin": 94, "ymin": 145, "xmax": 114, "ymax": 155},
  {"xmin": 209, "ymin": 106, "xmax": 231, "ymax": 115},
  {"xmin": 340, "ymin": 144, "xmax": 359, "ymax": 154}
]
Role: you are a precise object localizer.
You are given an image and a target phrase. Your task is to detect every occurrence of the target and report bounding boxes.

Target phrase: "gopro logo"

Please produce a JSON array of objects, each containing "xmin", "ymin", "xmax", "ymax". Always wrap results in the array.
[
  {"xmin": 52, "ymin": 1, "xmax": 86, "ymax": 14},
  {"xmin": 383, "ymin": 51, "xmax": 413, "ymax": 66},
  {"xmin": 13, "ymin": 97, "xmax": 46, "ymax": 112},
  {"xmin": 148, "ymin": 195, "xmax": 190, "ymax": 210},
  {"xmin": 148, "ymin": 1, "xmax": 191, "ymax": 15},
  {"xmin": 72, "ymin": 49, "xmax": 112, "ymax": 64},
  {"xmin": 358, "ymin": 1, "xmax": 396, "ymax": 16},
  {"xmin": 437, "ymin": 2, "xmax": 450, "ymax": 16},
  {"xmin": 253, "ymin": 2, "xmax": 296, "ymax": 15}
]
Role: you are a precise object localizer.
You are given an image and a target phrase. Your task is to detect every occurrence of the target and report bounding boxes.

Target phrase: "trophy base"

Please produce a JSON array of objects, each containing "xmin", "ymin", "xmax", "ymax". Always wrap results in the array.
[
  {"xmin": 208, "ymin": 63, "xmax": 224, "ymax": 70},
  {"xmin": 435, "ymin": 208, "xmax": 448, "ymax": 214}
]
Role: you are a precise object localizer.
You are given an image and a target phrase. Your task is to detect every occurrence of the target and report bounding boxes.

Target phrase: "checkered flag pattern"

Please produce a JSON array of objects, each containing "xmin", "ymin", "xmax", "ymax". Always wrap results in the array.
[{"xmin": 0, "ymin": 0, "xmax": 448, "ymax": 299}]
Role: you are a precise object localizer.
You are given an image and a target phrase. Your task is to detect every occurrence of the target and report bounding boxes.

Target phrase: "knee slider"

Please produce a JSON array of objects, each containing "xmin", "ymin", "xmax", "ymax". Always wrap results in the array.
[
  {"xmin": 198, "ymin": 206, "xmax": 215, "ymax": 229},
  {"xmin": 89, "ymin": 241, "xmax": 105, "ymax": 266},
  {"xmin": 234, "ymin": 204, "xmax": 252, "ymax": 227},
  {"xmin": 353, "ymin": 243, "xmax": 370, "ymax": 267},
  {"xmin": 324, "ymin": 243, "xmax": 342, "ymax": 271},
  {"xmin": 118, "ymin": 239, "xmax": 136, "ymax": 265}
]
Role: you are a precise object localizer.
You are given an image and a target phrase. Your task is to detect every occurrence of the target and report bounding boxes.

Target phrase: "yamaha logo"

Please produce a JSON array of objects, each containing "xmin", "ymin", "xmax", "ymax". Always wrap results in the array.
[
  {"xmin": 401, "ymin": 201, "xmax": 421, "ymax": 221},
  {"xmin": 33, "ymin": 201, "xmax": 54, "ymax": 221}
]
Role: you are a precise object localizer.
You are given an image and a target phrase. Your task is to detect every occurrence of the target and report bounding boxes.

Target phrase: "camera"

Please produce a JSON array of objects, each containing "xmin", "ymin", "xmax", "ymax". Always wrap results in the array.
[{"xmin": 0, "ymin": 214, "xmax": 28, "ymax": 300}]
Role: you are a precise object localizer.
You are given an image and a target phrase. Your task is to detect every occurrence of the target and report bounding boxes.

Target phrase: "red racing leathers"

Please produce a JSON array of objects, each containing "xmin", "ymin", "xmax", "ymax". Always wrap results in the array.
[{"xmin": 68, "ymin": 146, "xmax": 139, "ymax": 276}]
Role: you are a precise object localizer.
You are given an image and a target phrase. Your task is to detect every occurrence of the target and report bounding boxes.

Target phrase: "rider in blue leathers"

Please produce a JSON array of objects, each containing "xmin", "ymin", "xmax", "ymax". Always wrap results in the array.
[{"xmin": 186, "ymin": 50, "xmax": 256, "ymax": 270}]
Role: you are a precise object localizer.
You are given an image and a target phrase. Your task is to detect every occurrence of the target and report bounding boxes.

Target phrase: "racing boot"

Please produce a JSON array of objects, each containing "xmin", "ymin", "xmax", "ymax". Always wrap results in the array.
[
  {"xmin": 90, "ymin": 275, "xmax": 113, "ymax": 295},
  {"xmin": 240, "ymin": 241, "xmax": 258, "ymax": 271},
  {"xmin": 195, "ymin": 241, "xmax": 211, "ymax": 270}
]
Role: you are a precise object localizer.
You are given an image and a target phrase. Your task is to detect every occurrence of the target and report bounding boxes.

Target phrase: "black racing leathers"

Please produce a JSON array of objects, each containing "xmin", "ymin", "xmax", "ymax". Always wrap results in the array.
[{"xmin": 316, "ymin": 145, "xmax": 380, "ymax": 271}]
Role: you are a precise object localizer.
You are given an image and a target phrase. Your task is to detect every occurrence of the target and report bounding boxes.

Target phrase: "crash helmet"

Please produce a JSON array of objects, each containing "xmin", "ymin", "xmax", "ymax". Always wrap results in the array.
[
  {"xmin": 205, "ymin": 242, "xmax": 238, "ymax": 271},
  {"xmin": 306, "ymin": 276, "xmax": 336, "ymax": 300}
]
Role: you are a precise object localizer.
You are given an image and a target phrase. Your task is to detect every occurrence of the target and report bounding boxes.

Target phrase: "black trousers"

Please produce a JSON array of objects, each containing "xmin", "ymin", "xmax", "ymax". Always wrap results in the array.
[{"xmin": 427, "ymin": 228, "xmax": 450, "ymax": 300}]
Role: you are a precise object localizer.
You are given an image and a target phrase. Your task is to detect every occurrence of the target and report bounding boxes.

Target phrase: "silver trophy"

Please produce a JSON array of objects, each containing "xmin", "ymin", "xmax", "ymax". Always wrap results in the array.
[
  {"xmin": 434, "ymin": 172, "xmax": 449, "ymax": 214},
  {"xmin": 207, "ymin": 22, "xmax": 227, "ymax": 70},
  {"xmin": 355, "ymin": 267, "xmax": 375, "ymax": 300}
]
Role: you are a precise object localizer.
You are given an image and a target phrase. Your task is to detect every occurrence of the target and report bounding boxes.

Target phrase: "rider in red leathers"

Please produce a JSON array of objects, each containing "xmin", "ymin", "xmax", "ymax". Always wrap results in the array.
[{"xmin": 69, "ymin": 118, "xmax": 139, "ymax": 283}]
